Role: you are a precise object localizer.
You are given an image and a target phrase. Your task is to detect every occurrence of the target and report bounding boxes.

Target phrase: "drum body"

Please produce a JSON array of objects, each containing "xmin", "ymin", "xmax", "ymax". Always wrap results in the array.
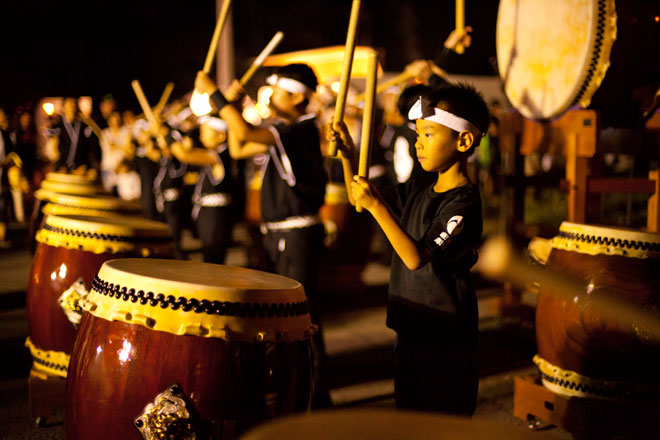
[
  {"xmin": 497, "ymin": 0, "xmax": 659, "ymax": 127},
  {"xmin": 535, "ymin": 222, "xmax": 660, "ymax": 401},
  {"xmin": 25, "ymin": 215, "xmax": 173, "ymax": 377},
  {"xmin": 66, "ymin": 259, "xmax": 315, "ymax": 439}
]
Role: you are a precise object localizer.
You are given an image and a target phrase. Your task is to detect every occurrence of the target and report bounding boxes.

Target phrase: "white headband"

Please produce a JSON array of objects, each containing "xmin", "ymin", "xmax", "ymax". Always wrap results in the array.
[
  {"xmin": 267, "ymin": 74, "xmax": 312, "ymax": 96},
  {"xmin": 198, "ymin": 115, "xmax": 228, "ymax": 132},
  {"xmin": 408, "ymin": 97, "xmax": 481, "ymax": 140}
]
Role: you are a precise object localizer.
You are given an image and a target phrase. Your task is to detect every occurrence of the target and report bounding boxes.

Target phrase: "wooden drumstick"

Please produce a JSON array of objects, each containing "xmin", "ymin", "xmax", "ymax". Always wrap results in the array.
[
  {"xmin": 476, "ymin": 236, "xmax": 660, "ymax": 343},
  {"xmin": 328, "ymin": 0, "xmax": 362, "ymax": 157},
  {"xmin": 240, "ymin": 31, "xmax": 284, "ymax": 86},
  {"xmin": 203, "ymin": 0, "xmax": 233, "ymax": 74},
  {"xmin": 353, "ymin": 62, "xmax": 449, "ymax": 103},
  {"xmin": 455, "ymin": 0, "xmax": 465, "ymax": 54},
  {"xmin": 154, "ymin": 82, "xmax": 175, "ymax": 114},
  {"xmin": 355, "ymin": 52, "xmax": 378, "ymax": 212},
  {"xmin": 131, "ymin": 80, "xmax": 168, "ymax": 151}
]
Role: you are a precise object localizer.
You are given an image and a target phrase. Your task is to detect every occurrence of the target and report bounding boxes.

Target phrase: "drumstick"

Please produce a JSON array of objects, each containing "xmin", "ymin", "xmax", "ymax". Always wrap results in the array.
[
  {"xmin": 79, "ymin": 114, "xmax": 104, "ymax": 141},
  {"xmin": 476, "ymin": 236, "xmax": 660, "ymax": 343},
  {"xmin": 353, "ymin": 62, "xmax": 449, "ymax": 103},
  {"xmin": 328, "ymin": 0, "xmax": 362, "ymax": 157},
  {"xmin": 154, "ymin": 82, "xmax": 175, "ymax": 114},
  {"xmin": 355, "ymin": 52, "xmax": 378, "ymax": 212},
  {"xmin": 131, "ymin": 80, "xmax": 168, "ymax": 151},
  {"xmin": 203, "ymin": 0, "xmax": 233, "ymax": 74},
  {"xmin": 240, "ymin": 31, "xmax": 284, "ymax": 86},
  {"xmin": 455, "ymin": 0, "xmax": 465, "ymax": 54}
]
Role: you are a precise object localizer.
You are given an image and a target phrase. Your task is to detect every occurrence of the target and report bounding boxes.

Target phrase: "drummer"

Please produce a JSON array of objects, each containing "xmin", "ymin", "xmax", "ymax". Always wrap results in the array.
[
  {"xmin": 195, "ymin": 64, "xmax": 331, "ymax": 407},
  {"xmin": 329, "ymin": 83, "xmax": 490, "ymax": 415},
  {"xmin": 170, "ymin": 114, "xmax": 235, "ymax": 264},
  {"xmin": 50, "ymin": 97, "xmax": 99, "ymax": 175}
]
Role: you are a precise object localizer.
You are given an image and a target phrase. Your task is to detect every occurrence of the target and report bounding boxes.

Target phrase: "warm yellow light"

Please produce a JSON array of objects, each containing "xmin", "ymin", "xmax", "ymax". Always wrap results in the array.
[
  {"xmin": 331, "ymin": 82, "xmax": 341, "ymax": 94},
  {"xmin": 43, "ymin": 102, "xmax": 55, "ymax": 116},
  {"xmin": 190, "ymin": 90, "xmax": 212, "ymax": 117},
  {"xmin": 655, "ymin": 16, "xmax": 659, "ymax": 22}
]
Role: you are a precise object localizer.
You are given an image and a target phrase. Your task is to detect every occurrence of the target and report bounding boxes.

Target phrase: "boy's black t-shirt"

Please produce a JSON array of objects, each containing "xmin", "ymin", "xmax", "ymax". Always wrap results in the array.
[
  {"xmin": 386, "ymin": 180, "xmax": 482, "ymax": 346},
  {"xmin": 260, "ymin": 115, "xmax": 327, "ymax": 222}
]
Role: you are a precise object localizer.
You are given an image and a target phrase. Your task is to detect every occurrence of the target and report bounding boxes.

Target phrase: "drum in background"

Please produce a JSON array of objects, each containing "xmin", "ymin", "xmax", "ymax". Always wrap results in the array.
[
  {"xmin": 66, "ymin": 259, "xmax": 315, "ymax": 439},
  {"xmin": 497, "ymin": 0, "xmax": 659, "ymax": 127},
  {"xmin": 38, "ymin": 190, "xmax": 143, "ymax": 218},
  {"xmin": 25, "ymin": 214, "xmax": 174, "ymax": 379},
  {"xmin": 44, "ymin": 171, "xmax": 98, "ymax": 185},
  {"xmin": 534, "ymin": 221, "xmax": 660, "ymax": 401}
]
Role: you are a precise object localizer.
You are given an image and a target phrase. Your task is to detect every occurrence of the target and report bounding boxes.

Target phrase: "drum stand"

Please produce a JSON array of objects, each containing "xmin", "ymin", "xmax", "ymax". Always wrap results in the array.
[
  {"xmin": 513, "ymin": 374, "xmax": 660, "ymax": 439},
  {"xmin": 28, "ymin": 367, "xmax": 66, "ymax": 425}
]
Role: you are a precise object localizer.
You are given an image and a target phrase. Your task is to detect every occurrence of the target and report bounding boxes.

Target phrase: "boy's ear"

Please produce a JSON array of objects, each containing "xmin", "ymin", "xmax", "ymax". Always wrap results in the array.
[
  {"xmin": 290, "ymin": 92, "xmax": 306, "ymax": 106},
  {"xmin": 456, "ymin": 131, "xmax": 474, "ymax": 153}
]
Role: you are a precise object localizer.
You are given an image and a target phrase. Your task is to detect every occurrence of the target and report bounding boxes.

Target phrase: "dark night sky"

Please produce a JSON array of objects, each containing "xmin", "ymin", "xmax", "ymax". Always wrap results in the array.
[{"xmin": 0, "ymin": 0, "xmax": 500, "ymax": 112}]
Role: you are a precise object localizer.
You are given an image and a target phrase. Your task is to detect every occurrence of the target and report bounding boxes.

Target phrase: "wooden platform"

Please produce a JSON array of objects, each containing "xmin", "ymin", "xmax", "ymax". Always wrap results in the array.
[{"xmin": 514, "ymin": 374, "xmax": 660, "ymax": 439}]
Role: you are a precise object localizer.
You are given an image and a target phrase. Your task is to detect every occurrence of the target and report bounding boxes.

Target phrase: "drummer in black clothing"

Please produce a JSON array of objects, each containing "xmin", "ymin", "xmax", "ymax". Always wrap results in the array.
[
  {"xmin": 51, "ymin": 97, "xmax": 98, "ymax": 174},
  {"xmin": 195, "ymin": 63, "xmax": 331, "ymax": 407},
  {"xmin": 171, "ymin": 115, "xmax": 235, "ymax": 264}
]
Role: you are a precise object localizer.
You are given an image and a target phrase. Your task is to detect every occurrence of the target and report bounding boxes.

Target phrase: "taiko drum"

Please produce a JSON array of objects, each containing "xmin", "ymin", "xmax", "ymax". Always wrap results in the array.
[
  {"xmin": 534, "ymin": 221, "xmax": 660, "ymax": 401},
  {"xmin": 66, "ymin": 259, "xmax": 315, "ymax": 439},
  {"xmin": 25, "ymin": 214, "xmax": 174, "ymax": 378}
]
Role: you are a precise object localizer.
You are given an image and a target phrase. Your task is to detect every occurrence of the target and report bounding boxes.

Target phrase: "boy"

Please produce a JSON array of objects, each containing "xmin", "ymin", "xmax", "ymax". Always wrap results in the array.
[
  {"xmin": 329, "ymin": 84, "xmax": 489, "ymax": 415},
  {"xmin": 195, "ymin": 64, "xmax": 331, "ymax": 407}
]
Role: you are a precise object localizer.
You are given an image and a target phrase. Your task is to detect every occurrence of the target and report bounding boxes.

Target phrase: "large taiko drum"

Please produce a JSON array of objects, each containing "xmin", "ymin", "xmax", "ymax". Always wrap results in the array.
[
  {"xmin": 25, "ymin": 214, "xmax": 174, "ymax": 378},
  {"xmin": 497, "ymin": 0, "xmax": 659, "ymax": 127},
  {"xmin": 44, "ymin": 171, "xmax": 98, "ymax": 185},
  {"xmin": 66, "ymin": 259, "xmax": 315, "ymax": 439},
  {"xmin": 534, "ymin": 222, "xmax": 660, "ymax": 401}
]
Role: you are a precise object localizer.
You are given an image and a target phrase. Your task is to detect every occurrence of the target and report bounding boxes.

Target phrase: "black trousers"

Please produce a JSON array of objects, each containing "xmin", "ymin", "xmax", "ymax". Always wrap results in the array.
[
  {"xmin": 262, "ymin": 224, "xmax": 331, "ymax": 407},
  {"xmin": 195, "ymin": 206, "xmax": 233, "ymax": 264},
  {"xmin": 394, "ymin": 333, "xmax": 478, "ymax": 416}
]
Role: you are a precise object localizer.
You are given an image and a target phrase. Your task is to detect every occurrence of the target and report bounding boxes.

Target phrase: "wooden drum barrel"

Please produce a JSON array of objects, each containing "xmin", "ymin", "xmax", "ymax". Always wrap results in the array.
[
  {"xmin": 25, "ymin": 214, "xmax": 174, "ymax": 378},
  {"xmin": 66, "ymin": 259, "xmax": 315, "ymax": 439},
  {"xmin": 534, "ymin": 221, "xmax": 660, "ymax": 401}
]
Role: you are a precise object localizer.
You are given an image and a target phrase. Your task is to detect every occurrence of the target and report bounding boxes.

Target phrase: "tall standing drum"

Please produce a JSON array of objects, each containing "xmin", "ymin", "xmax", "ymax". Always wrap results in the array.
[
  {"xmin": 25, "ymin": 214, "xmax": 174, "ymax": 378},
  {"xmin": 534, "ymin": 222, "xmax": 660, "ymax": 401},
  {"xmin": 66, "ymin": 259, "xmax": 315, "ymax": 439},
  {"xmin": 497, "ymin": 0, "xmax": 659, "ymax": 127}
]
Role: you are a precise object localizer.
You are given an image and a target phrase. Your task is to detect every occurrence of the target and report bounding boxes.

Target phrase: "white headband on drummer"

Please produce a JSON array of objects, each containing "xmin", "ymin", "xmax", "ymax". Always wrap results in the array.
[
  {"xmin": 408, "ymin": 97, "xmax": 482, "ymax": 141},
  {"xmin": 267, "ymin": 74, "xmax": 312, "ymax": 96},
  {"xmin": 198, "ymin": 115, "xmax": 228, "ymax": 132}
]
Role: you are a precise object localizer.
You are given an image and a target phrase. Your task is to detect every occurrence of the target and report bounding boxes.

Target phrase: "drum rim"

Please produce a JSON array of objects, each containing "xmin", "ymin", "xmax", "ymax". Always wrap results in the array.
[
  {"xmin": 25, "ymin": 336, "xmax": 69, "ymax": 378},
  {"xmin": 80, "ymin": 259, "xmax": 315, "ymax": 342},
  {"xmin": 550, "ymin": 221, "xmax": 660, "ymax": 258},
  {"xmin": 533, "ymin": 354, "xmax": 659, "ymax": 402},
  {"xmin": 39, "ymin": 180, "xmax": 104, "ymax": 195}
]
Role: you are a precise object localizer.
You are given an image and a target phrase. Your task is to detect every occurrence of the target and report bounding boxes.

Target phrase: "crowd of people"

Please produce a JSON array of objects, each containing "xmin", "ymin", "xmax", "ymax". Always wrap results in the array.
[{"xmin": 0, "ymin": 27, "xmax": 509, "ymax": 413}]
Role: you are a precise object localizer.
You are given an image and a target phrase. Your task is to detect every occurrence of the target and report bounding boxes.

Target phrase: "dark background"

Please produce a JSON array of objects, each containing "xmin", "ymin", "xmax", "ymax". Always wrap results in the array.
[{"xmin": 0, "ymin": 0, "xmax": 500, "ymax": 113}]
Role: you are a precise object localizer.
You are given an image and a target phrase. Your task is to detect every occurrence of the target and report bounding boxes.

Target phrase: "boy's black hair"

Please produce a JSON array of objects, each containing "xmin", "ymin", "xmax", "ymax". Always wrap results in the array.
[
  {"xmin": 427, "ymin": 83, "xmax": 490, "ymax": 155},
  {"xmin": 397, "ymin": 84, "xmax": 432, "ymax": 120},
  {"xmin": 276, "ymin": 63, "xmax": 319, "ymax": 92}
]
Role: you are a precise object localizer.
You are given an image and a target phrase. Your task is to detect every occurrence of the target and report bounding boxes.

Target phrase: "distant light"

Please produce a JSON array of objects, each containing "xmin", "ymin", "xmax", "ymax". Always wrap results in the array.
[
  {"xmin": 414, "ymin": 77, "xmax": 423, "ymax": 84},
  {"xmin": 118, "ymin": 340, "xmax": 132, "ymax": 363},
  {"xmin": 43, "ymin": 102, "xmax": 55, "ymax": 116},
  {"xmin": 331, "ymin": 82, "xmax": 341, "ymax": 94},
  {"xmin": 655, "ymin": 16, "xmax": 659, "ymax": 23},
  {"xmin": 190, "ymin": 90, "xmax": 212, "ymax": 117}
]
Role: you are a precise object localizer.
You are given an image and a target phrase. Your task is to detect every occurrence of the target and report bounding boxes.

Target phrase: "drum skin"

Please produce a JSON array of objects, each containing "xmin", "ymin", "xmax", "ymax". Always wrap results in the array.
[
  {"xmin": 66, "ymin": 314, "xmax": 312, "ymax": 439},
  {"xmin": 26, "ymin": 243, "xmax": 121, "ymax": 355},
  {"xmin": 536, "ymin": 248, "xmax": 660, "ymax": 386}
]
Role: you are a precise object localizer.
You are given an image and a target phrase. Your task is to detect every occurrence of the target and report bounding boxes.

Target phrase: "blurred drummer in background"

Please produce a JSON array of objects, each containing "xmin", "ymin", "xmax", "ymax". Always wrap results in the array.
[{"xmin": 49, "ymin": 97, "xmax": 100, "ymax": 175}]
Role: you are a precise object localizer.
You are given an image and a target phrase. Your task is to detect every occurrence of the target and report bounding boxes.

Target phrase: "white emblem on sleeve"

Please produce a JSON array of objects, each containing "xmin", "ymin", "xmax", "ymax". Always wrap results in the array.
[{"xmin": 433, "ymin": 215, "xmax": 464, "ymax": 249}]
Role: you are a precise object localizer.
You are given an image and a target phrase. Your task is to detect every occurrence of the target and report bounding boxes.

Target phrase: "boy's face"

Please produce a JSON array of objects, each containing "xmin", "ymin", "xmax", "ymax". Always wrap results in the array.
[{"xmin": 414, "ymin": 109, "xmax": 460, "ymax": 173}]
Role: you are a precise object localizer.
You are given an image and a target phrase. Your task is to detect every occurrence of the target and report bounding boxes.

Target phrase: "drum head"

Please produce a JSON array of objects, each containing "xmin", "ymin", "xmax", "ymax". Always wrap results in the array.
[
  {"xmin": 497, "ymin": 0, "xmax": 617, "ymax": 120},
  {"xmin": 83, "ymin": 259, "xmax": 314, "ymax": 342}
]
